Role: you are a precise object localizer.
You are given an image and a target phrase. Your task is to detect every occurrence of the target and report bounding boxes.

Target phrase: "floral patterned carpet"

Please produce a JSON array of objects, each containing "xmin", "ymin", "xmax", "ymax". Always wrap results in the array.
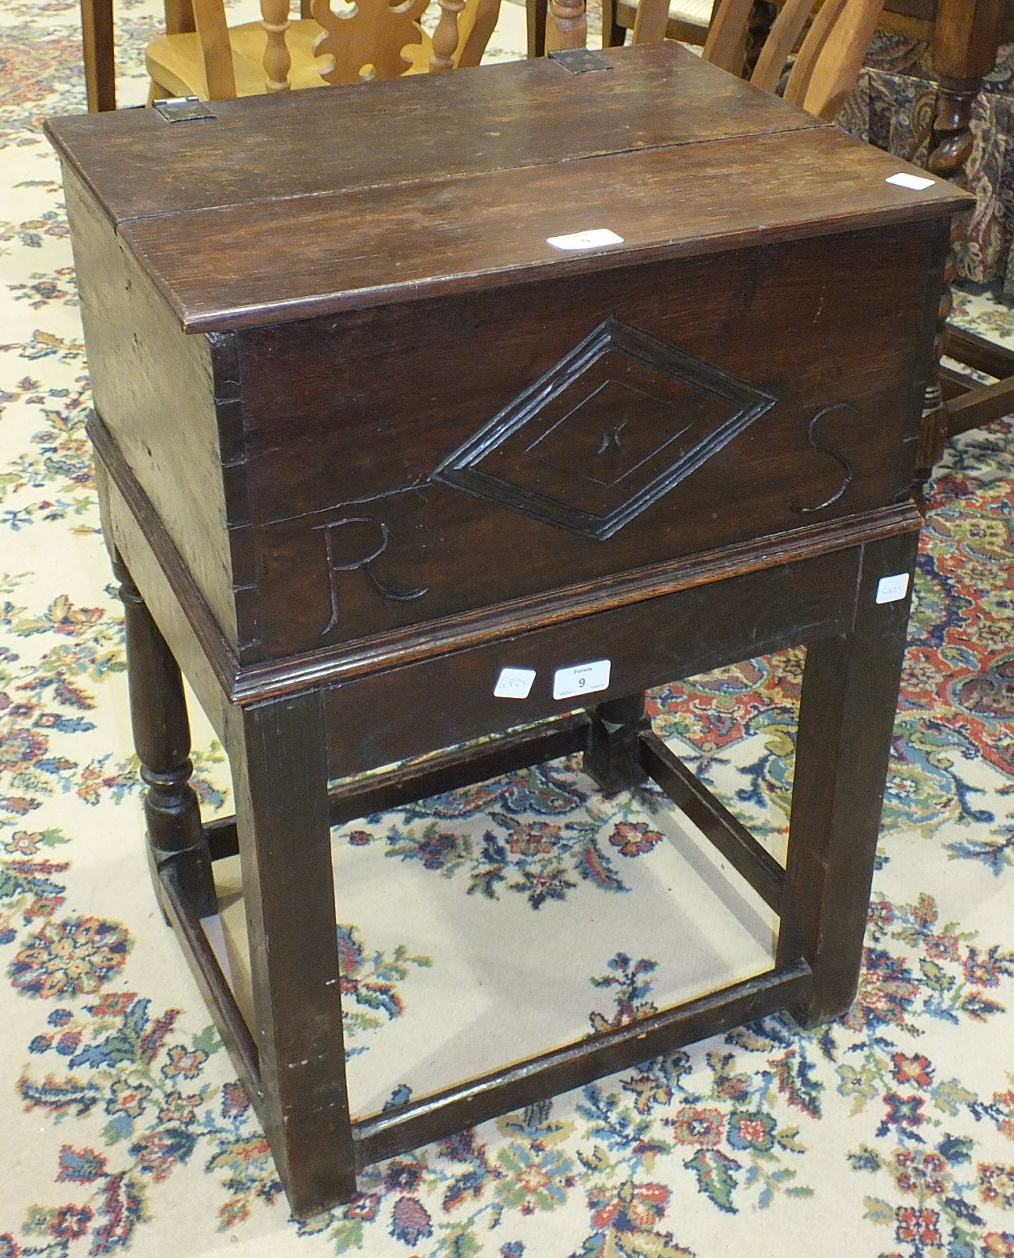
[{"xmin": 2, "ymin": 2, "xmax": 1014, "ymax": 1256}]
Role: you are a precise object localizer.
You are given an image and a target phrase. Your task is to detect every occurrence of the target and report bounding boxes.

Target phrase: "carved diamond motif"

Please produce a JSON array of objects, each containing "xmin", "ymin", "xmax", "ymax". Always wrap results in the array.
[{"xmin": 433, "ymin": 317, "xmax": 776, "ymax": 539}]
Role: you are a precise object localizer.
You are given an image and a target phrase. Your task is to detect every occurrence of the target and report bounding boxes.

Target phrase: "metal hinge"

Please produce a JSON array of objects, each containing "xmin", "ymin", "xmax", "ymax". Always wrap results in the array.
[
  {"xmin": 548, "ymin": 48, "xmax": 613, "ymax": 74},
  {"xmin": 153, "ymin": 96, "xmax": 217, "ymax": 122}
]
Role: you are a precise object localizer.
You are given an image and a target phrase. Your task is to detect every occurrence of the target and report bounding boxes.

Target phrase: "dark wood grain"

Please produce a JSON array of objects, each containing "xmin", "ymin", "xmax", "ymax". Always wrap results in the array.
[
  {"xmin": 777, "ymin": 530, "xmax": 921, "ymax": 1026},
  {"xmin": 353, "ymin": 961, "xmax": 813, "ymax": 1166},
  {"xmin": 157, "ymin": 863, "xmax": 261, "ymax": 1087},
  {"xmin": 324, "ymin": 545, "xmax": 861, "ymax": 779},
  {"xmin": 89, "ymin": 416, "xmax": 239, "ymax": 739},
  {"xmin": 227, "ymin": 691, "xmax": 358, "ymax": 1218},
  {"xmin": 227, "ymin": 223, "xmax": 937, "ymax": 660},
  {"xmin": 584, "ymin": 692, "xmax": 651, "ymax": 794},
  {"xmin": 201, "ymin": 715, "xmax": 590, "ymax": 858},
  {"xmin": 930, "ymin": 325, "xmax": 1014, "ymax": 460},
  {"xmin": 63, "ymin": 165, "xmax": 241, "ymax": 647},
  {"xmin": 641, "ymin": 731, "xmax": 785, "ymax": 913},
  {"xmin": 46, "ymin": 45, "xmax": 968, "ymax": 333},
  {"xmin": 326, "ymin": 716, "xmax": 589, "ymax": 822},
  {"xmin": 117, "ymin": 127, "xmax": 967, "ymax": 332},
  {"xmin": 942, "ymin": 374, "xmax": 1014, "ymax": 431},
  {"xmin": 92, "ymin": 399, "xmax": 923, "ymax": 708},
  {"xmin": 942, "ymin": 326, "xmax": 1014, "ymax": 381},
  {"xmin": 48, "ymin": 44, "xmax": 820, "ymax": 223}
]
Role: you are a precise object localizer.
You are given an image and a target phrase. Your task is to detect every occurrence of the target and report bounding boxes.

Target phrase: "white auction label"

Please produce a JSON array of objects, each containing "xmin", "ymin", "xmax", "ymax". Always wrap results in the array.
[
  {"xmin": 494, "ymin": 667, "xmax": 536, "ymax": 699},
  {"xmin": 886, "ymin": 172, "xmax": 935, "ymax": 191},
  {"xmin": 546, "ymin": 229, "xmax": 624, "ymax": 251},
  {"xmin": 876, "ymin": 573, "xmax": 910, "ymax": 604},
  {"xmin": 553, "ymin": 659, "xmax": 611, "ymax": 701}
]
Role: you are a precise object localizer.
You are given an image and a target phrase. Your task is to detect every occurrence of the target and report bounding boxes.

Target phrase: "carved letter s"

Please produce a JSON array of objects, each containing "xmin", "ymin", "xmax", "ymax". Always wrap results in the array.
[{"xmin": 788, "ymin": 403, "xmax": 856, "ymax": 515}]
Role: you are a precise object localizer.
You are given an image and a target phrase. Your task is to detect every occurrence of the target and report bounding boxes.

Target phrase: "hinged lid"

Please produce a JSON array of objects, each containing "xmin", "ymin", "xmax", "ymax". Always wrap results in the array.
[{"xmin": 46, "ymin": 43, "xmax": 970, "ymax": 332}]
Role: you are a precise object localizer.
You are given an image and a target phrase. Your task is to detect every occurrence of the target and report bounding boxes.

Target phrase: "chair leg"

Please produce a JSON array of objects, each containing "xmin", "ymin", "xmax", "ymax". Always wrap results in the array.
[
  {"xmin": 80, "ymin": 0, "xmax": 117, "ymax": 111},
  {"xmin": 115, "ymin": 555, "xmax": 217, "ymax": 920},
  {"xmin": 526, "ymin": 0, "xmax": 548, "ymax": 57},
  {"xmin": 601, "ymin": 0, "xmax": 626, "ymax": 47},
  {"xmin": 545, "ymin": 0, "xmax": 587, "ymax": 51},
  {"xmin": 227, "ymin": 690, "xmax": 358, "ymax": 1218},
  {"xmin": 777, "ymin": 530, "xmax": 919, "ymax": 1028}
]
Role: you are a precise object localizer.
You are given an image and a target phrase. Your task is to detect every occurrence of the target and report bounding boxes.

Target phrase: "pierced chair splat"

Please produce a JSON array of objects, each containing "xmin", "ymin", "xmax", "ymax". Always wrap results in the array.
[{"xmin": 145, "ymin": 0, "xmax": 502, "ymax": 101}]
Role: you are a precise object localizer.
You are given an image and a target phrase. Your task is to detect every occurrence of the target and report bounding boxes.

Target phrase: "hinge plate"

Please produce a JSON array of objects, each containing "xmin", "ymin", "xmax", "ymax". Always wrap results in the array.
[
  {"xmin": 153, "ymin": 96, "xmax": 217, "ymax": 122},
  {"xmin": 548, "ymin": 49, "xmax": 613, "ymax": 74}
]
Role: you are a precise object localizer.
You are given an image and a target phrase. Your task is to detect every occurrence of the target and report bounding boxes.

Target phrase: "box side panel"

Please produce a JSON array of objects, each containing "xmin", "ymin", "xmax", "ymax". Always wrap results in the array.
[
  {"xmin": 62, "ymin": 163, "xmax": 240, "ymax": 649},
  {"xmin": 234, "ymin": 218, "xmax": 941, "ymax": 661}
]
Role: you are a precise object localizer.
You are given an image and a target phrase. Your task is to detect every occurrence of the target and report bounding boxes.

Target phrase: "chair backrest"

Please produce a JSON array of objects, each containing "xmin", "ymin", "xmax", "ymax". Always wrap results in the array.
[
  {"xmin": 632, "ymin": 0, "xmax": 887, "ymax": 122},
  {"xmin": 165, "ymin": 0, "xmax": 500, "ymax": 101},
  {"xmin": 313, "ymin": 0, "xmax": 502, "ymax": 83}
]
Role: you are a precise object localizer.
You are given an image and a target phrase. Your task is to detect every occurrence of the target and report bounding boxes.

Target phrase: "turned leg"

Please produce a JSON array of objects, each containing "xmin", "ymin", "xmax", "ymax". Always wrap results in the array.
[
  {"xmin": 545, "ymin": 0, "xmax": 586, "ymax": 52},
  {"xmin": 913, "ymin": 223, "xmax": 959, "ymax": 498},
  {"xmin": 928, "ymin": 77, "xmax": 981, "ymax": 190},
  {"xmin": 916, "ymin": 82, "xmax": 970, "ymax": 483},
  {"xmin": 114, "ymin": 555, "xmax": 217, "ymax": 919},
  {"xmin": 228, "ymin": 691, "xmax": 357, "ymax": 1217},
  {"xmin": 776, "ymin": 531, "xmax": 919, "ymax": 1027},
  {"xmin": 584, "ymin": 691, "xmax": 650, "ymax": 795},
  {"xmin": 527, "ymin": 0, "xmax": 547, "ymax": 57},
  {"xmin": 923, "ymin": 0, "xmax": 998, "ymax": 195}
]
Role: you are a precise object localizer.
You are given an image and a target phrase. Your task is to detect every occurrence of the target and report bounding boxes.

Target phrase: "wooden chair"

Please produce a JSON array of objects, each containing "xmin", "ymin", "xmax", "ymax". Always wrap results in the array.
[
  {"xmin": 527, "ymin": 0, "xmax": 884, "ymax": 120},
  {"xmin": 625, "ymin": 0, "xmax": 887, "ymax": 121},
  {"xmin": 525, "ymin": 0, "xmax": 710, "ymax": 59},
  {"xmin": 595, "ymin": 0, "xmax": 712, "ymax": 58},
  {"xmin": 145, "ymin": 0, "xmax": 501, "ymax": 101},
  {"xmin": 593, "ymin": 0, "xmax": 1009, "ymax": 91},
  {"xmin": 917, "ymin": 326, "xmax": 1014, "ymax": 487}
]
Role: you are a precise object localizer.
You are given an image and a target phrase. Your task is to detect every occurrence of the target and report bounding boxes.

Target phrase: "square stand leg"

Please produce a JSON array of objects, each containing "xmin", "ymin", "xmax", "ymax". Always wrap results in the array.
[{"xmin": 779, "ymin": 529, "xmax": 920, "ymax": 1027}]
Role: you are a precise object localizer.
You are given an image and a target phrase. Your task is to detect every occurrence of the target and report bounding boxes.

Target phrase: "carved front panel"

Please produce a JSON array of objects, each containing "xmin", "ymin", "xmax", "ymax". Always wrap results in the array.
[
  {"xmin": 231, "ymin": 223, "xmax": 938, "ymax": 660},
  {"xmin": 433, "ymin": 317, "xmax": 776, "ymax": 539}
]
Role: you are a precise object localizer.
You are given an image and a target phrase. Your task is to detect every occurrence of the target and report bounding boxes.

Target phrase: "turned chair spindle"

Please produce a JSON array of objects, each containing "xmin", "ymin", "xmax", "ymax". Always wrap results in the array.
[{"xmin": 144, "ymin": 0, "xmax": 501, "ymax": 101}]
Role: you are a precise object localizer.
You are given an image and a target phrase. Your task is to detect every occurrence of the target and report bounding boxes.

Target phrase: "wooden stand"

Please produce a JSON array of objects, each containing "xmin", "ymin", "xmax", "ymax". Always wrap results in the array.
[
  {"xmin": 48, "ymin": 43, "xmax": 969, "ymax": 1218},
  {"xmin": 102, "ymin": 468, "xmax": 918, "ymax": 1216}
]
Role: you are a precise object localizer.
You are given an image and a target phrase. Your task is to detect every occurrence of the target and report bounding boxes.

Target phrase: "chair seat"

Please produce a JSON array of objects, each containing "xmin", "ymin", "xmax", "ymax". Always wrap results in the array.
[
  {"xmin": 608, "ymin": 0, "xmax": 714, "ymax": 46},
  {"xmin": 665, "ymin": 0, "xmax": 714, "ymax": 24},
  {"xmin": 146, "ymin": 17, "xmax": 435, "ymax": 99}
]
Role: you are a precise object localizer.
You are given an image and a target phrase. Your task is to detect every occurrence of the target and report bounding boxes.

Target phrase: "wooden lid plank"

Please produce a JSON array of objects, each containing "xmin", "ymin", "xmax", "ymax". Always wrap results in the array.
[
  {"xmin": 46, "ymin": 45, "xmax": 821, "ymax": 222},
  {"xmin": 46, "ymin": 42, "xmax": 971, "ymax": 331},
  {"xmin": 117, "ymin": 126, "xmax": 971, "ymax": 330}
]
